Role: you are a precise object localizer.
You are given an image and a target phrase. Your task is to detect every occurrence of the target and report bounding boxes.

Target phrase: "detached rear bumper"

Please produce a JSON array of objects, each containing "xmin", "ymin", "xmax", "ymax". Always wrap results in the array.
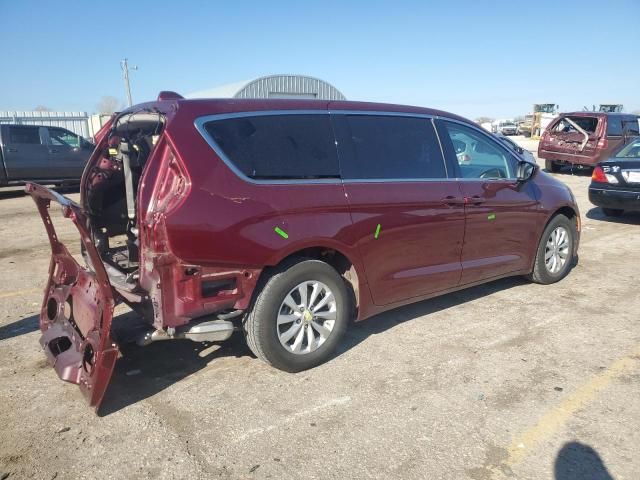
[{"xmin": 25, "ymin": 183, "xmax": 118, "ymax": 410}]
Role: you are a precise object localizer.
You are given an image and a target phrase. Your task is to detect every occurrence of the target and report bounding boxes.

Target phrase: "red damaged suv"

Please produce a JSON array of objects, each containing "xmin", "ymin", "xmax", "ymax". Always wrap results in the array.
[{"xmin": 27, "ymin": 92, "xmax": 580, "ymax": 409}]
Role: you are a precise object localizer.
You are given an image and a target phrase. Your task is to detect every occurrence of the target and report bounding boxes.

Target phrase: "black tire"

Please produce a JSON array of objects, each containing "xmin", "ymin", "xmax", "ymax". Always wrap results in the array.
[
  {"xmin": 528, "ymin": 214, "xmax": 576, "ymax": 285},
  {"xmin": 545, "ymin": 159, "xmax": 561, "ymax": 173},
  {"xmin": 602, "ymin": 208, "xmax": 624, "ymax": 217},
  {"xmin": 244, "ymin": 258, "xmax": 350, "ymax": 372}
]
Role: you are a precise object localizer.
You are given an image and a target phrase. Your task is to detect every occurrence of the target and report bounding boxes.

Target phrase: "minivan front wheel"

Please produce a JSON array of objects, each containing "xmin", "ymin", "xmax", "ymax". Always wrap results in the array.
[
  {"xmin": 528, "ymin": 214, "xmax": 576, "ymax": 284},
  {"xmin": 244, "ymin": 259, "xmax": 350, "ymax": 372}
]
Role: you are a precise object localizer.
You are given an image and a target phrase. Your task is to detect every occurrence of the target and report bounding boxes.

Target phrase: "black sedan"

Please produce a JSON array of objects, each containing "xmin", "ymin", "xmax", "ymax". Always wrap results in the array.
[{"xmin": 589, "ymin": 136, "xmax": 640, "ymax": 217}]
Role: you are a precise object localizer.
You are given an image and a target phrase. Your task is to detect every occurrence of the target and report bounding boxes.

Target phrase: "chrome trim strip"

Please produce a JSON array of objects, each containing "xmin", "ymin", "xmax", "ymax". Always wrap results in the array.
[
  {"xmin": 194, "ymin": 109, "xmax": 518, "ymax": 185},
  {"xmin": 342, "ymin": 178, "xmax": 458, "ymax": 184},
  {"xmin": 589, "ymin": 187, "xmax": 640, "ymax": 195}
]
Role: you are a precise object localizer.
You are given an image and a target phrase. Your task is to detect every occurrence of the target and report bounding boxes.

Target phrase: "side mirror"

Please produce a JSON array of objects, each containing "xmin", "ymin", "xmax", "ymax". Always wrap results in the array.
[{"xmin": 516, "ymin": 160, "xmax": 536, "ymax": 182}]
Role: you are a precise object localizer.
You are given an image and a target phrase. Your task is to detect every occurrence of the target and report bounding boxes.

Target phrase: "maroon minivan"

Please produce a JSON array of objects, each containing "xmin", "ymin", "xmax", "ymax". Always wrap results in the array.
[{"xmin": 27, "ymin": 92, "xmax": 580, "ymax": 409}]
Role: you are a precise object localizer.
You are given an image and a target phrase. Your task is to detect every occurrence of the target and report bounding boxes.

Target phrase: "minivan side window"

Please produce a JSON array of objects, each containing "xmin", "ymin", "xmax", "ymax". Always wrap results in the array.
[
  {"xmin": 438, "ymin": 121, "xmax": 516, "ymax": 179},
  {"xmin": 203, "ymin": 114, "xmax": 339, "ymax": 180},
  {"xmin": 337, "ymin": 115, "xmax": 446, "ymax": 179},
  {"xmin": 8, "ymin": 126, "xmax": 42, "ymax": 145}
]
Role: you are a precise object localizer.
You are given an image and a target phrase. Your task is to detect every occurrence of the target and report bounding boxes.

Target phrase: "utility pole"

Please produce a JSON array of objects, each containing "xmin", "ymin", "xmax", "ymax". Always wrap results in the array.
[{"xmin": 120, "ymin": 58, "xmax": 138, "ymax": 107}]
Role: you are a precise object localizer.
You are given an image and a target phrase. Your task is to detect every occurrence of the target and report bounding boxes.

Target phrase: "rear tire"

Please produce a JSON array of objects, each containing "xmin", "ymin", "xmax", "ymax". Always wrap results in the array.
[
  {"xmin": 545, "ymin": 159, "xmax": 561, "ymax": 173},
  {"xmin": 244, "ymin": 259, "xmax": 350, "ymax": 372},
  {"xmin": 602, "ymin": 208, "xmax": 624, "ymax": 217},
  {"xmin": 528, "ymin": 214, "xmax": 576, "ymax": 285}
]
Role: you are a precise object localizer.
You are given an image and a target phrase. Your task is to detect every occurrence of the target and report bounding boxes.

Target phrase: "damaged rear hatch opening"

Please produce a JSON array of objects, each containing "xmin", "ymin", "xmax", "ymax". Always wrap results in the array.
[{"xmin": 27, "ymin": 107, "xmax": 174, "ymax": 410}]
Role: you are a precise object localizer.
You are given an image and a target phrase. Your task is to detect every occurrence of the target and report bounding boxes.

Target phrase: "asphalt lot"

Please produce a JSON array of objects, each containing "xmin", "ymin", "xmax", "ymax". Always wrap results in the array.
[{"xmin": 0, "ymin": 137, "xmax": 638, "ymax": 480}]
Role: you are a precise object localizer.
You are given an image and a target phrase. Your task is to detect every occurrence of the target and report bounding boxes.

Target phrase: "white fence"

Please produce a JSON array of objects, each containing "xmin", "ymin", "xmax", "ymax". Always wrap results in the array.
[{"xmin": 0, "ymin": 111, "xmax": 90, "ymax": 138}]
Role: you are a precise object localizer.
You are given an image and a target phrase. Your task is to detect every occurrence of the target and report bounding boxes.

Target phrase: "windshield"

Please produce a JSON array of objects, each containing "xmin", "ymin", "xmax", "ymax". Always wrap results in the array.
[{"xmin": 615, "ymin": 138, "xmax": 640, "ymax": 158}]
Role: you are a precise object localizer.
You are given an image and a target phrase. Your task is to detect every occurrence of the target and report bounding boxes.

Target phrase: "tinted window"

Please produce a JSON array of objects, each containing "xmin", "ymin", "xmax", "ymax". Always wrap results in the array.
[
  {"xmin": 440, "ymin": 121, "xmax": 516, "ymax": 179},
  {"xmin": 203, "ymin": 114, "xmax": 338, "ymax": 179},
  {"xmin": 8, "ymin": 126, "xmax": 41, "ymax": 145},
  {"xmin": 622, "ymin": 119, "xmax": 640, "ymax": 136},
  {"xmin": 48, "ymin": 128, "xmax": 80, "ymax": 147},
  {"xmin": 339, "ymin": 115, "xmax": 446, "ymax": 179},
  {"xmin": 606, "ymin": 118, "xmax": 623, "ymax": 136},
  {"xmin": 615, "ymin": 139, "xmax": 640, "ymax": 158}
]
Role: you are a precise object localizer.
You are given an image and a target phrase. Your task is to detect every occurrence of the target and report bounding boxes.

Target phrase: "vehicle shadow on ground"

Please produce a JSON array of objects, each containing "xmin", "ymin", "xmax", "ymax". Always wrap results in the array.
[
  {"xmin": 100, "ymin": 277, "xmax": 528, "ymax": 415},
  {"xmin": 334, "ymin": 276, "xmax": 527, "ymax": 358},
  {"xmin": 99, "ymin": 312, "xmax": 252, "ymax": 416},
  {"xmin": 554, "ymin": 441, "xmax": 614, "ymax": 480},
  {"xmin": 545, "ymin": 166, "xmax": 593, "ymax": 177},
  {"xmin": 586, "ymin": 207, "xmax": 640, "ymax": 224},
  {"xmin": 0, "ymin": 314, "xmax": 39, "ymax": 341}
]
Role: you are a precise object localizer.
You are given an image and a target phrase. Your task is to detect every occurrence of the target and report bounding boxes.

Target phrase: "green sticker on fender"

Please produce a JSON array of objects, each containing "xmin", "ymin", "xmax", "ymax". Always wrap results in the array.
[
  {"xmin": 487, "ymin": 213, "xmax": 496, "ymax": 221},
  {"xmin": 274, "ymin": 226, "xmax": 289, "ymax": 239}
]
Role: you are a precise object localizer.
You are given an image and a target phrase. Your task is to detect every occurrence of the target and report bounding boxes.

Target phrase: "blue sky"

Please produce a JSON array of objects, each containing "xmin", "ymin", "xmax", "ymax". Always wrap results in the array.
[{"xmin": 1, "ymin": 0, "xmax": 638, "ymax": 119}]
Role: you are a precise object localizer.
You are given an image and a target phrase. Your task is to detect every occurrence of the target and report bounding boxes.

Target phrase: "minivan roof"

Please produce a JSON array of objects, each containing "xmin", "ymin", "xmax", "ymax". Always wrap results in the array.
[{"xmin": 123, "ymin": 97, "xmax": 473, "ymax": 126}]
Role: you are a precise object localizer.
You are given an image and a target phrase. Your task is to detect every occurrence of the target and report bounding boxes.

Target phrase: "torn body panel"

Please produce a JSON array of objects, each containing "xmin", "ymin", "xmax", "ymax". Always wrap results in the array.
[{"xmin": 26, "ymin": 183, "xmax": 117, "ymax": 409}]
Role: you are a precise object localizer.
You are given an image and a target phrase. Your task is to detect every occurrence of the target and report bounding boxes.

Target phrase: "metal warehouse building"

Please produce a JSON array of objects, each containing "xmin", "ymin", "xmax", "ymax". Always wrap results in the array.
[{"xmin": 187, "ymin": 74, "xmax": 346, "ymax": 101}]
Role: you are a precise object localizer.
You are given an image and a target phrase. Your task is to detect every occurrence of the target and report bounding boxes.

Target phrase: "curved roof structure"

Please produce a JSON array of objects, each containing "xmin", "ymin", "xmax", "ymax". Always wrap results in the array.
[{"xmin": 187, "ymin": 74, "xmax": 346, "ymax": 101}]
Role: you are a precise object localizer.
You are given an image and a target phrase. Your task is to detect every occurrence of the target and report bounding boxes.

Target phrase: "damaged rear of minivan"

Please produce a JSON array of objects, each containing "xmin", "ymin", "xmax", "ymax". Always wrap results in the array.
[{"xmin": 27, "ymin": 92, "xmax": 261, "ymax": 409}]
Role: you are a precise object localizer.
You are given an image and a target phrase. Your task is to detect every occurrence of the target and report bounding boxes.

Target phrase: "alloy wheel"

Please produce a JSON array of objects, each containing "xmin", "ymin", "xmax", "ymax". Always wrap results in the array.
[
  {"xmin": 544, "ymin": 226, "xmax": 570, "ymax": 274},
  {"xmin": 277, "ymin": 281, "xmax": 337, "ymax": 354}
]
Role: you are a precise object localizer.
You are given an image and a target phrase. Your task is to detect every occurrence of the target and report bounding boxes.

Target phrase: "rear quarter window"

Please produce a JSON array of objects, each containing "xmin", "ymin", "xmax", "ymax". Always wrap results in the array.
[{"xmin": 203, "ymin": 114, "xmax": 339, "ymax": 180}]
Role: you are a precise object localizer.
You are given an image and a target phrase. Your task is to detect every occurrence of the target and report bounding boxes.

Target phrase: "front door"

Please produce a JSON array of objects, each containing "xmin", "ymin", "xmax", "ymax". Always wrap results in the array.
[
  {"xmin": 45, "ymin": 127, "xmax": 88, "ymax": 178},
  {"xmin": 333, "ymin": 113, "xmax": 465, "ymax": 306},
  {"xmin": 436, "ymin": 120, "xmax": 541, "ymax": 285}
]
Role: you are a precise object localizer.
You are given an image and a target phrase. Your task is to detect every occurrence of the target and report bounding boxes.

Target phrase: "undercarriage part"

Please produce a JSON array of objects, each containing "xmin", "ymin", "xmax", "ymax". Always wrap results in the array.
[{"xmin": 136, "ymin": 318, "xmax": 235, "ymax": 346}]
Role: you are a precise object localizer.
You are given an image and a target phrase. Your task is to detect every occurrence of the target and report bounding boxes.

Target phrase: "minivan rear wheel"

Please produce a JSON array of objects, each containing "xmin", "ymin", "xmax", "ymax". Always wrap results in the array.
[
  {"xmin": 545, "ymin": 159, "xmax": 561, "ymax": 173},
  {"xmin": 528, "ymin": 214, "xmax": 576, "ymax": 284},
  {"xmin": 244, "ymin": 259, "xmax": 350, "ymax": 372}
]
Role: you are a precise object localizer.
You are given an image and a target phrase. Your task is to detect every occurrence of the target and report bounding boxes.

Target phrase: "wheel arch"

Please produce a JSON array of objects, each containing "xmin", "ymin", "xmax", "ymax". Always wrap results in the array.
[
  {"xmin": 256, "ymin": 243, "xmax": 367, "ymax": 319},
  {"xmin": 530, "ymin": 204, "xmax": 580, "ymax": 272}
]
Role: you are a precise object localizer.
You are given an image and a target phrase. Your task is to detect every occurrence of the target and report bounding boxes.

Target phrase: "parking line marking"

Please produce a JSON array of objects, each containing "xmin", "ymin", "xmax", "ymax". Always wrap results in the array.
[
  {"xmin": 495, "ymin": 343, "xmax": 640, "ymax": 474},
  {"xmin": 0, "ymin": 288, "xmax": 41, "ymax": 300}
]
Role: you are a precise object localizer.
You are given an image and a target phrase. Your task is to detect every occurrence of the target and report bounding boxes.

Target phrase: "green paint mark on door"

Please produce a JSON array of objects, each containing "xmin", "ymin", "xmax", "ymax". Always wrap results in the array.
[
  {"xmin": 274, "ymin": 226, "xmax": 289, "ymax": 239},
  {"xmin": 487, "ymin": 213, "xmax": 496, "ymax": 221},
  {"xmin": 374, "ymin": 223, "xmax": 381, "ymax": 239}
]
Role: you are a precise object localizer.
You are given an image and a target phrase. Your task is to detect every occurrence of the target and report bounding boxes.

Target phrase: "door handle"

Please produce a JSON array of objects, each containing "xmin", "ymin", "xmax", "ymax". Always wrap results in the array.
[
  {"xmin": 6, "ymin": 148, "xmax": 17, "ymax": 153},
  {"xmin": 465, "ymin": 195, "xmax": 486, "ymax": 206},
  {"xmin": 441, "ymin": 195, "xmax": 465, "ymax": 206},
  {"xmin": 50, "ymin": 149, "xmax": 59, "ymax": 154}
]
